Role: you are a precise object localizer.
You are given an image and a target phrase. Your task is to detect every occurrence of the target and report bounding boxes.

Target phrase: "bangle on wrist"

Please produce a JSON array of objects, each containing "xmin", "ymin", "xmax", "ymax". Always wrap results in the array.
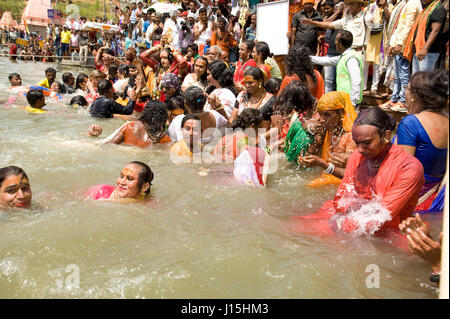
[
  {"xmin": 323, "ymin": 162, "xmax": 335, "ymax": 174},
  {"xmin": 307, "ymin": 123, "xmax": 315, "ymax": 135}
]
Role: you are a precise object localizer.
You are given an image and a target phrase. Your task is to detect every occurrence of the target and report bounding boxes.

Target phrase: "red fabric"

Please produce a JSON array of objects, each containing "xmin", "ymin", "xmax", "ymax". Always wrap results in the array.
[
  {"xmin": 233, "ymin": 59, "xmax": 258, "ymax": 85},
  {"xmin": 10, "ymin": 44, "xmax": 17, "ymax": 55},
  {"xmin": 313, "ymin": 69, "xmax": 324, "ymax": 100},
  {"xmin": 293, "ymin": 145, "xmax": 424, "ymax": 235},
  {"xmin": 134, "ymin": 101, "xmax": 145, "ymax": 112}
]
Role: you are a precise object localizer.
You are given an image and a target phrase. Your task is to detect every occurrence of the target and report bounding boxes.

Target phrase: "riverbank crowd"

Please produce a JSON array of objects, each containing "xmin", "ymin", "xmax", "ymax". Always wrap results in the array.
[{"xmin": 1, "ymin": 0, "xmax": 449, "ymax": 290}]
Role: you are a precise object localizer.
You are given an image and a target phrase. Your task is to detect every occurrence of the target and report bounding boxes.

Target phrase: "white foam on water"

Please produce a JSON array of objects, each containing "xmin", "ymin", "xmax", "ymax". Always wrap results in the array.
[{"xmin": 333, "ymin": 192, "xmax": 392, "ymax": 235}]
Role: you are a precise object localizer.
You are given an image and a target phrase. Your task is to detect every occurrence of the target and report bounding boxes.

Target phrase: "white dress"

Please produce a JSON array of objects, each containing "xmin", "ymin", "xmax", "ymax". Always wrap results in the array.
[{"xmin": 203, "ymin": 87, "xmax": 236, "ymax": 118}]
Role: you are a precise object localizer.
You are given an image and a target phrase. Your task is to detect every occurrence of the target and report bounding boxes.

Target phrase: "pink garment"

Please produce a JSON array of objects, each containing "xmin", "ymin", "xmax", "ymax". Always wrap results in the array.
[{"xmin": 85, "ymin": 184, "xmax": 116, "ymax": 200}]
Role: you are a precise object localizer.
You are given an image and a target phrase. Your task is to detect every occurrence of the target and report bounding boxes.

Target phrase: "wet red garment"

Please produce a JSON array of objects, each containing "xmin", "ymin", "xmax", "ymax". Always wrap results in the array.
[{"xmin": 293, "ymin": 144, "xmax": 424, "ymax": 235}]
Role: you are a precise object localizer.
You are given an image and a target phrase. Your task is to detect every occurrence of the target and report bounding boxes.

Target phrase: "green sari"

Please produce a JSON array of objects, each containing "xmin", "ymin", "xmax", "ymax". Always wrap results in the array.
[{"xmin": 284, "ymin": 118, "xmax": 312, "ymax": 165}]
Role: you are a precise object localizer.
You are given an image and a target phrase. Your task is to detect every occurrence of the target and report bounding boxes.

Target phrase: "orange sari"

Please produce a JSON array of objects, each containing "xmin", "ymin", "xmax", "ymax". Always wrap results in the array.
[{"xmin": 293, "ymin": 144, "xmax": 425, "ymax": 235}]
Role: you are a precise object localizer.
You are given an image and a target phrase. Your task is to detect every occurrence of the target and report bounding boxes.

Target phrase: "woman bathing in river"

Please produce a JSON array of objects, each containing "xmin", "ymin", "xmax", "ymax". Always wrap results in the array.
[
  {"xmin": 88, "ymin": 100, "xmax": 171, "ymax": 147},
  {"xmin": 0, "ymin": 166, "xmax": 32, "ymax": 210},
  {"xmin": 84, "ymin": 161, "xmax": 154, "ymax": 203},
  {"xmin": 293, "ymin": 108, "xmax": 425, "ymax": 236}
]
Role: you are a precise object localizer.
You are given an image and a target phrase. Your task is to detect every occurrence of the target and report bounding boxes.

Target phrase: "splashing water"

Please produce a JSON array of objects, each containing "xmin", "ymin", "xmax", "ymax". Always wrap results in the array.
[{"xmin": 333, "ymin": 183, "xmax": 392, "ymax": 235}]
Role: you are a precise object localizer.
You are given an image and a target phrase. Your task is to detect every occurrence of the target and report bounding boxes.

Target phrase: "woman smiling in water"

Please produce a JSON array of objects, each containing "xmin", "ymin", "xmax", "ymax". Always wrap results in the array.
[
  {"xmin": 0, "ymin": 166, "xmax": 32, "ymax": 210},
  {"xmin": 84, "ymin": 162, "xmax": 154, "ymax": 202}
]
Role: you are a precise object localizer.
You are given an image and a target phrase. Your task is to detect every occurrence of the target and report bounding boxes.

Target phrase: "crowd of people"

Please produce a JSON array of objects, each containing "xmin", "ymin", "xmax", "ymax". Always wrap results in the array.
[{"xmin": 1, "ymin": 0, "xmax": 449, "ymax": 288}]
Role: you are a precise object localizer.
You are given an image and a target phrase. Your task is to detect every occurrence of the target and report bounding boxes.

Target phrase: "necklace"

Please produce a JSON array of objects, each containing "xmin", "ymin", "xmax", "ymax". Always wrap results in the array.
[
  {"xmin": 245, "ymin": 91, "xmax": 266, "ymax": 109},
  {"xmin": 368, "ymin": 158, "xmax": 383, "ymax": 169},
  {"xmin": 330, "ymin": 127, "xmax": 344, "ymax": 149}
]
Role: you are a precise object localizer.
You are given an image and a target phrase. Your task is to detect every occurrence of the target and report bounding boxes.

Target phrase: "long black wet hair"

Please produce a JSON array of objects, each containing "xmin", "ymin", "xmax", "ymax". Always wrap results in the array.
[
  {"xmin": 408, "ymin": 70, "xmax": 449, "ymax": 111},
  {"xmin": 184, "ymin": 86, "xmax": 207, "ymax": 112},
  {"xmin": 353, "ymin": 107, "xmax": 397, "ymax": 138},
  {"xmin": 0, "ymin": 166, "xmax": 29, "ymax": 187},
  {"xmin": 273, "ymin": 80, "xmax": 316, "ymax": 116},
  {"xmin": 230, "ymin": 108, "xmax": 263, "ymax": 130},
  {"xmin": 139, "ymin": 100, "xmax": 168, "ymax": 141},
  {"xmin": 128, "ymin": 161, "xmax": 153, "ymax": 195}
]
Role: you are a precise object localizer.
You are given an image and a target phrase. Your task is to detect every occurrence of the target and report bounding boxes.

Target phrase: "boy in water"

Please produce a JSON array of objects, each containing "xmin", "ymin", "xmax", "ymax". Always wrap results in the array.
[
  {"xmin": 25, "ymin": 89, "xmax": 47, "ymax": 114},
  {"xmin": 38, "ymin": 67, "xmax": 57, "ymax": 89},
  {"xmin": 8, "ymin": 73, "xmax": 22, "ymax": 87}
]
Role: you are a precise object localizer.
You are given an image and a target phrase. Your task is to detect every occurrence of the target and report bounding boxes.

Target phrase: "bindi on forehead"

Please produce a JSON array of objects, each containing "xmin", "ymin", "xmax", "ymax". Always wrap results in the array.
[{"xmin": 122, "ymin": 167, "xmax": 135, "ymax": 176}]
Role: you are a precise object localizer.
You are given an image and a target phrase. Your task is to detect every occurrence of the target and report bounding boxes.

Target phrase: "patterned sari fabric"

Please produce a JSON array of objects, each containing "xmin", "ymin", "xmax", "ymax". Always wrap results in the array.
[{"xmin": 307, "ymin": 92, "xmax": 357, "ymax": 187}]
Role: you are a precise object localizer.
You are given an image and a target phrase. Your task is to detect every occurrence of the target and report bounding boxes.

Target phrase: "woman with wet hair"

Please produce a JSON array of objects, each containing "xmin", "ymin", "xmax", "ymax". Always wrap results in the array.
[
  {"xmin": 88, "ymin": 100, "xmax": 170, "ymax": 147},
  {"xmin": 0, "ymin": 166, "xmax": 32, "ymax": 210},
  {"xmin": 293, "ymin": 107, "xmax": 425, "ymax": 236},
  {"xmin": 212, "ymin": 108, "xmax": 265, "ymax": 162},
  {"xmin": 84, "ymin": 161, "xmax": 154, "ymax": 202}
]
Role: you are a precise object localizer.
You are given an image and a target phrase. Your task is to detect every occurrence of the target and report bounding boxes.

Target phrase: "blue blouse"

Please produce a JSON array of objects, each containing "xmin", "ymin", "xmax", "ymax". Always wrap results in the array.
[{"xmin": 397, "ymin": 114, "xmax": 447, "ymax": 177}]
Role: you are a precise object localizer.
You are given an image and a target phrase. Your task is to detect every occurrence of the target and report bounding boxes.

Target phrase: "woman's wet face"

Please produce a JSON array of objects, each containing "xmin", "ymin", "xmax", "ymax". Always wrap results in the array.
[
  {"xmin": 244, "ymin": 75, "xmax": 260, "ymax": 95},
  {"xmin": 319, "ymin": 109, "xmax": 342, "ymax": 129},
  {"xmin": 194, "ymin": 59, "xmax": 207, "ymax": 76},
  {"xmin": 182, "ymin": 119, "xmax": 201, "ymax": 146},
  {"xmin": 160, "ymin": 51, "xmax": 170, "ymax": 69},
  {"xmin": 0, "ymin": 174, "xmax": 32, "ymax": 209},
  {"xmin": 115, "ymin": 164, "xmax": 143, "ymax": 199},
  {"xmin": 352, "ymin": 125, "xmax": 389, "ymax": 159},
  {"xmin": 50, "ymin": 82, "xmax": 60, "ymax": 92}
]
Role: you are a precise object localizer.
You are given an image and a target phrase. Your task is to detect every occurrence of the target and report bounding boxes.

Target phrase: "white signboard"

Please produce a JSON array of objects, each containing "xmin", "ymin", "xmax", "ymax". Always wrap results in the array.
[{"xmin": 256, "ymin": 0, "xmax": 289, "ymax": 56}]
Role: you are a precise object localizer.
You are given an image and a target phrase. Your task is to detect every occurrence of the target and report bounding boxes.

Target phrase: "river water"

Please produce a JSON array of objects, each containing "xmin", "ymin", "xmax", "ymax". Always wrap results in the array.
[{"xmin": 0, "ymin": 56, "xmax": 441, "ymax": 298}]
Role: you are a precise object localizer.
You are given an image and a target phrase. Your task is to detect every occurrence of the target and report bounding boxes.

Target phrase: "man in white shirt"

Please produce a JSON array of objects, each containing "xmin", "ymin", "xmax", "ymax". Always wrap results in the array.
[
  {"xmin": 193, "ymin": 7, "xmax": 214, "ymax": 51},
  {"xmin": 310, "ymin": 30, "xmax": 363, "ymax": 106},
  {"xmin": 163, "ymin": 10, "xmax": 181, "ymax": 50}
]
